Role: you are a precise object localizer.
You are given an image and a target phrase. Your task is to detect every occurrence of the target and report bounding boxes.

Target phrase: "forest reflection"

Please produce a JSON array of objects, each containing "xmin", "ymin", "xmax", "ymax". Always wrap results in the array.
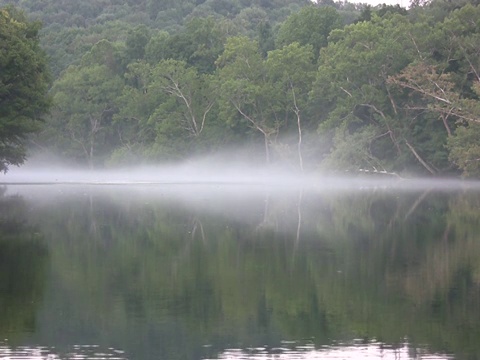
[
  {"xmin": 0, "ymin": 187, "xmax": 49, "ymax": 344},
  {"xmin": 1, "ymin": 183, "xmax": 479, "ymax": 360}
]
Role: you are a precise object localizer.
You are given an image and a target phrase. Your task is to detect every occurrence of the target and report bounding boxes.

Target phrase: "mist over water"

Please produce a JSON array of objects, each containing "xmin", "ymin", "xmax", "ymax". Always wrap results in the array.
[
  {"xmin": 2, "ymin": 157, "xmax": 480, "ymax": 192},
  {"xmin": 1, "ymin": 157, "xmax": 480, "ymax": 360}
]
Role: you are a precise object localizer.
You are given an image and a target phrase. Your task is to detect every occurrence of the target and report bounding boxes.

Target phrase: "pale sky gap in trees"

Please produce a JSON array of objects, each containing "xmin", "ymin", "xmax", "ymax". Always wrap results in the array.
[{"xmin": 335, "ymin": 0, "xmax": 408, "ymax": 6}]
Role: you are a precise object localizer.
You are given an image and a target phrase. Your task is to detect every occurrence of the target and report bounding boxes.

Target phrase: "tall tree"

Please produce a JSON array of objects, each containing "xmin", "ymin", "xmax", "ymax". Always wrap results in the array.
[
  {"xmin": 48, "ymin": 64, "xmax": 123, "ymax": 168},
  {"xmin": 388, "ymin": 4, "xmax": 480, "ymax": 176},
  {"xmin": 216, "ymin": 37, "xmax": 316, "ymax": 168},
  {"xmin": 146, "ymin": 59, "xmax": 217, "ymax": 159},
  {"xmin": 309, "ymin": 14, "xmax": 441, "ymax": 174},
  {"xmin": 216, "ymin": 36, "xmax": 279, "ymax": 163},
  {"xmin": 266, "ymin": 43, "xmax": 316, "ymax": 170},
  {"xmin": 0, "ymin": 6, "xmax": 50, "ymax": 172}
]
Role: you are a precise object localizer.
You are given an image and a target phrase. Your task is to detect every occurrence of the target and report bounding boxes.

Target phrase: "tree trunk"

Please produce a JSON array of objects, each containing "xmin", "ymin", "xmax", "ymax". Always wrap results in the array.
[
  {"xmin": 291, "ymin": 85, "xmax": 304, "ymax": 172},
  {"xmin": 440, "ymin": 112, "xmax": 452, "ymax": 137},
  {"xmin": 405, "ymin": 141, "xmax": 436, "ymax": 175},
  {"xmin": 264, "ymin": 134, "xmax": 270, "ymax": 163},
  {"xmin": 89, "ymin": 135, "xmax": 95, "ymax": 170}
]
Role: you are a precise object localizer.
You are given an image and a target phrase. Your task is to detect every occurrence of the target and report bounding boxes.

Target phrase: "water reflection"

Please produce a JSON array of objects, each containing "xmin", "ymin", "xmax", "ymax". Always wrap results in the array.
[
  {"xmin": 0, "ymin": 182, "xmax": 479, "ymax": 359},
  {"xmin": 215, "ymin": 341, "xmax": 454, "ymax": 359},
  {"xmin": 0, "ymin": 342, "xmax": 127, "ymax": 359},
  {"xmin": 0, "ymin": 188, "xmax": 49, "ymax": 343},
  {"xmin": 0, "ymin": 342, "xmax": 454, "ymax": 359}
]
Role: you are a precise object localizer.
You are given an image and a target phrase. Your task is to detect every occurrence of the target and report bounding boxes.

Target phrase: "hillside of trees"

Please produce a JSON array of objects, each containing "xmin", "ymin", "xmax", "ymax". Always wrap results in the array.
[{"xmin": 1, "ymin": 0, "xmax": 480, "ymax": 176}]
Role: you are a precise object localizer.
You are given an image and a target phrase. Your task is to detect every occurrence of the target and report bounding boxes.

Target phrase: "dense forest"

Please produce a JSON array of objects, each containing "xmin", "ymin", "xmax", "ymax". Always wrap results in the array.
[{"xmin": 1, "ymin": 0, "xmax": 480, "ymax": 176}]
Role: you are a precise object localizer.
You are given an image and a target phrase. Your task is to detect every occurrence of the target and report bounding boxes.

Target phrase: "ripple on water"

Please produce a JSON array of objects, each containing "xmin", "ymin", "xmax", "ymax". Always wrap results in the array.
[
  {"xmin": 210, "ymin": 341, "xmax": 455, "ymax": 360},
  {"xmin": 0, "ymin": 343, "xmax": 128, "ymax": 360}
]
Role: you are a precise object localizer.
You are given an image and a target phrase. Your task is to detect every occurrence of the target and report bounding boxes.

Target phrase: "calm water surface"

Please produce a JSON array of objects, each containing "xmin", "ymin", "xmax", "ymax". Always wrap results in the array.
[{"xmin": 1, "ymin": 180, "xmax": 479, "ymax": 359}]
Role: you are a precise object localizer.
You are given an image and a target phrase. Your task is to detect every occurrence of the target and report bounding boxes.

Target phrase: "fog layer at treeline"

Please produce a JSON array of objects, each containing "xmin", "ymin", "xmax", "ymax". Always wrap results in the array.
[{"xmin": 3, "ymin": 0, "xmax": 480, "ymax": 177}]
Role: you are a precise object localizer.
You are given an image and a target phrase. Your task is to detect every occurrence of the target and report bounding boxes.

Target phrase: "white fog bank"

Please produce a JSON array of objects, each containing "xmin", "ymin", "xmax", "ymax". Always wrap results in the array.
[{"xmin": 2, "ymin": 159, "xmax": 480, "ymax": 192}]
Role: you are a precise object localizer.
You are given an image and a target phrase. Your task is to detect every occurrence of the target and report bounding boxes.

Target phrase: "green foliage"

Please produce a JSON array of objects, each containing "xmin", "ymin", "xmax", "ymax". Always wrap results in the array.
[
  {"xmin": 276, "ymin": 5, "xmax": 342, "ymax": 60},
  {"xmin": 311, "ymin": 14, "xmax": 416, "ymax": 172},
  {"xmin": 144, "ymin": 30, "xmax": 170, "ymax": 64},
  {"xmin": 161, "ymin": 17, "xmax": 227, "ymax": 74},
  {"xmin": 125, "ymin": 24, "xmax": 150, "ymax": 63},
  {"xmin": 448, "ymin": 123, "xmax": 480, "ymax": 177},
  {"xmin": 265, "ymin": 42, "xmax": 316, "ymax": 168},
  {"xmin": 0, "ymin": 0, "xmax": 308, "ymax": 75},
  {"xmin": 257, "ymin": 20, "xmax": 274, "ymax": 57},
  {"xmin": 3, "ymin": 0, "xmax": 480, "ymax": 177},
  {"xmin": 322, "ymin": 125, "xmax": 380, "ymax": 171},
  {"xmin": 0, "ymin": 6, "xmax": 50, "ymax": 172},
  {"xmin": 355, "ymin": 4, "xmax": 407, "ymax": 23},
  {"xmin": 216, "ymin": 36, "xmax": 282, "ymax": 162},
  {"xmin": 47, "ymin": 64, "xmax": 124, "ymax": 168}
]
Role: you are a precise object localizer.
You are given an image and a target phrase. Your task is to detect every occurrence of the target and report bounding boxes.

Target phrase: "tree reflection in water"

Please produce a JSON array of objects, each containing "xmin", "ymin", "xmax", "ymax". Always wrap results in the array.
[
  {"xmin": 1, "ymin": 183, "xmax": 480, "ymax": 359},
  {"xmin": 0, "ymin": 187, "xmax": 49, "ymax": 344}
]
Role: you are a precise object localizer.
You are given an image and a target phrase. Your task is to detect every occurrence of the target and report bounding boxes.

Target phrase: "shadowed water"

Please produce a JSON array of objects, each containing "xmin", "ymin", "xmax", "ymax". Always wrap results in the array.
[{"xmin": 1, "ymin": 167, "xmax": 480, "ymax": 359}]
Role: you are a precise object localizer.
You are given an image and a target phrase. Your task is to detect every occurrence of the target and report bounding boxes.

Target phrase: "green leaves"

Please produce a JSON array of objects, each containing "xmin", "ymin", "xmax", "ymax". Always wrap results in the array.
[
  {"xmin": 448, "ymin": 124, "xmax": 480, "ymax": 177},
  {"xmin": 49, "ymin": 64, "xmax": 123, "ymax": 167},
  {"xmin": 146, "ymin": 59, "xmax": 217, "ymax": 157},
  {"xmin": 0, "ymin": 6, "xmax": 50, "ymax": 172},
  {"xmin": 310, "ymin": 14, "xmax": 441, "ymax": 173},
  {"xmin": 276, "ymin": 5, "xmax": 342, "ymax": 60},
  {"xmin": 11, "ymin": 0, "xmax": 480, "ymax": 176},
  {"xmin": 216, "ymin": 36, "xmax": 317, "ymax": 167}
]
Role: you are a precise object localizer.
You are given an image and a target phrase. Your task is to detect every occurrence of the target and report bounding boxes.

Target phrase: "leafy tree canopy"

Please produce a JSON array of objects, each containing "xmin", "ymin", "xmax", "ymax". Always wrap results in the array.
[
  {"xmin": 4, "ymin": 0, "xmax": 480, "ymax": 177},
  {"xmin": 0, "ymin": 6, "xmax": 50, "ymax": 172},
  {"xmin": 276, "ymin": 5, "xmax": 342, "ymax": 60}
]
